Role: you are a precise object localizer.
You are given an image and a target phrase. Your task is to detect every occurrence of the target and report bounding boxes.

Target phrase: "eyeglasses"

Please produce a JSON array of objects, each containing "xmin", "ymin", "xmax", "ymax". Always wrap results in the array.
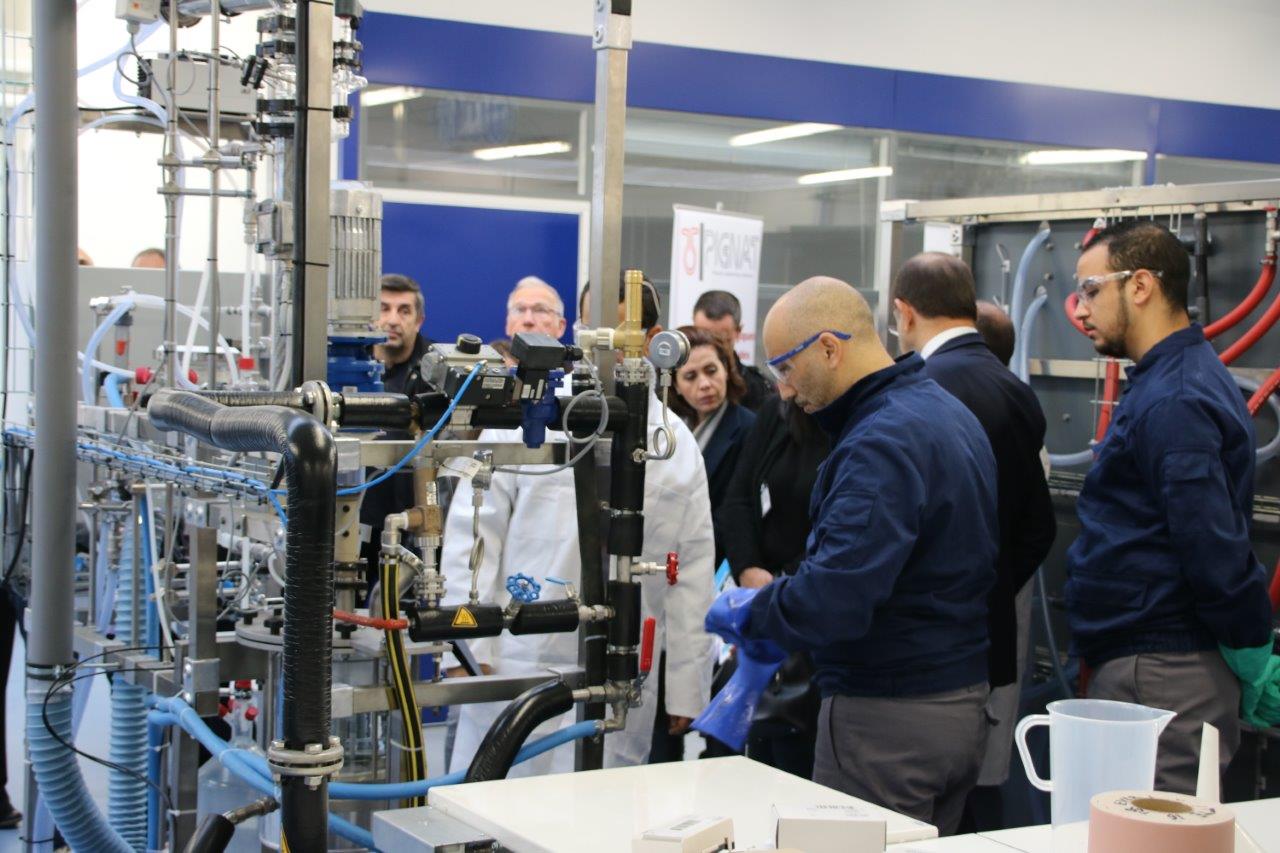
[
  {"xmin": 508, "ymin": 303, "xmax": 562, "ymax": 319},
  {"xmin": 766, "ymin": 329, "xmax": 852, "ymax": 382},
  {"xmin": 1074, "ymin": 269, "xmax": 1162, "ymax": 304}
]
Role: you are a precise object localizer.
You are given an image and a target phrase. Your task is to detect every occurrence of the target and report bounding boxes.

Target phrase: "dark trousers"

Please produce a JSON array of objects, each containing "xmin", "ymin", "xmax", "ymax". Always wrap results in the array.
[
  {"xmin": 747, "ymin": 720, "xmax": 815, "ymax": 779},
  {"xmin": 813, "ymin": 684, "xmax": 990, "ymax": 836},
  {"xmin": 1088, "ymin": 650, "xmax": 1240, "ymax": 795}
]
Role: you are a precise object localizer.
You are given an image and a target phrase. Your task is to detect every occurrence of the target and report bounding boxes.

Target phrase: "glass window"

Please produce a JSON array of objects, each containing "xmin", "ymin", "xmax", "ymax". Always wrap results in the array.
[{"xmin": 1156, "ymin": 155, "xmax": 1280, "ymax": 185}]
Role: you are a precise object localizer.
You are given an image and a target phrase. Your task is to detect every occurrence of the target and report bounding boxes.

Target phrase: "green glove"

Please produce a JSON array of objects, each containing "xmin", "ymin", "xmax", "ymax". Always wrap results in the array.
[{"xmin": 1219, "ymin": 643, "xmax": 1280, "ymax": 727}]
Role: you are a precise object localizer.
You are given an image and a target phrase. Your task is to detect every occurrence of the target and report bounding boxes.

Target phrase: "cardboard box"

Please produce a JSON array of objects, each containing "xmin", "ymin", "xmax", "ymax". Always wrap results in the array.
[{"xmin": 773, "ymin": 803, "xmax": 887, "ymax": 852}]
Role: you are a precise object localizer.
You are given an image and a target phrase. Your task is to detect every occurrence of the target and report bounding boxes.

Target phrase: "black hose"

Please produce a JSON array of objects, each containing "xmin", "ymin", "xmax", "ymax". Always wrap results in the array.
[
  {"xmin": 148, "ymin": 389, "xmax": 335, "ymax": 850},
  {"xmin": 465, "ymin": 680, "xmax": 575, "ymax": 783},
  {"xmin": 182, "ymin": 797, "xmax": 277, "ymax": 853},
  {"xmin": 195, "ymin": 390, "xmax": 416, "ymax": 431},
  {"xmin": 183, "ymin": 815, "xmax": 234, "ymax": 853}
]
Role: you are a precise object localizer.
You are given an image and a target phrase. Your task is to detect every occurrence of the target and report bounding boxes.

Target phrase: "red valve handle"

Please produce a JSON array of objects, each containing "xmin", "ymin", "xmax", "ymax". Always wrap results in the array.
[
  {"xmin": 665, "ymin": 552, "xmax": 679, "ymax": 586},
  {"xmin": 639, "ymin": 617, "xmax": 657, "ymax": 675}
]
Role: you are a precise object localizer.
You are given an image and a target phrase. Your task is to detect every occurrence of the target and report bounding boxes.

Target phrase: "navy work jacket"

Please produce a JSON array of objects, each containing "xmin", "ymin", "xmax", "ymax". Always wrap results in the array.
[
  {"xmin": 743, "ymin": 354, "xmax": 999, "ymax": 697},
  {"xmin": 1066, "ymin": 324, "xmax": 1272, "ymax": 666}
]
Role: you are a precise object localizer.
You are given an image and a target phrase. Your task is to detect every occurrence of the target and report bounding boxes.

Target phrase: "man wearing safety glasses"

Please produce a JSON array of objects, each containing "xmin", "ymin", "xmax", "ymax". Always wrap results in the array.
[
  {"xmin": 703, "ymin": 276, "xmax": 999, "ymax": 834},
  {"xmin": 1067, "ymin": 221, "xmax": 1272, "ymax": 794}
]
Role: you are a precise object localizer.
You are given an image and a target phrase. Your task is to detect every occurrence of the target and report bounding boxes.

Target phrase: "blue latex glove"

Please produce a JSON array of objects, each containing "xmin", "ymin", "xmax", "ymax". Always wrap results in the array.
[
  {"xmin": 693, "ymin": 589, "xmax": 790, "ymax": 751},
  {"xmin": 705, "ymin": 587, "xmax": 787, "ymax": 663},
  {"xmin": 692, "ymin": 651, "xmax": 784, "ymax": 752}
]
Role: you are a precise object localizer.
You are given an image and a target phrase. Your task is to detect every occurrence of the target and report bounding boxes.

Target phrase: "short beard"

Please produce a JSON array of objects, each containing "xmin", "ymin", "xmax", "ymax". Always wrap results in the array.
[{"xmin": 1092, "ymin": 297, "xmax": 1130, "ymax": 359}]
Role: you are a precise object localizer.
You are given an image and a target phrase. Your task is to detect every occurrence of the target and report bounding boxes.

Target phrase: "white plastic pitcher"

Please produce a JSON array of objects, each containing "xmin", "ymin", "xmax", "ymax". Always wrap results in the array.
[{"xmin": 1014, "ymin": 699, "xmax": 1175, "ymax": 826}]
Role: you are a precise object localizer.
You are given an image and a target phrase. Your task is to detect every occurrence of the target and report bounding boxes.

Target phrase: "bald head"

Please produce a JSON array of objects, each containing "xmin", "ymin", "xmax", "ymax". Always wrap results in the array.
[
  {"xmin": 767, "ymin": 276, "xmax": 875, "ymax": 348},
  {"xmin": 763, "ymin": 276, "xmax": 892, "ymax": 413}
]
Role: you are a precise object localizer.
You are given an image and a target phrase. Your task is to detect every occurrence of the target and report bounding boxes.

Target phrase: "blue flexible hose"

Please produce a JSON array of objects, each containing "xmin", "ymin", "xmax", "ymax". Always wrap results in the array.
[
  {"xmin": 104, "ymin": 373, "xmax": 128, "ymax": 409},
  {"xmin": 1016, "ymin": 292, "xmax": 1096, "ymax": 469},
  {"xmin": 110, "ymin": 524, "xmax": 149, "ymax": 850},
  {"xmin": 148, "ymin": 695, "xmax": 602, "ymax": 801},
  {"xmin": 1009, "ymin": 227, "xmax": 1053, "ymax": 368},
  {"xmin": 83, "ymin": 299, "xmax": 135, "ymax": 405},
  {"xmin": 146, "ymin": 712, "xmax": 177, "ymax": 852},
  {"xmin": 28, "ymin": 688, "xmax": 132, "ymax": 853}
]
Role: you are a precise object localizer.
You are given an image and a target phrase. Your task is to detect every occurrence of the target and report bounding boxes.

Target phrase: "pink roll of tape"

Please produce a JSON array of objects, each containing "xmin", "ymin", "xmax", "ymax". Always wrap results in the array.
[{"xmin": 1088, "ymin": 790, "xmax": 1234, "ymax": 853}]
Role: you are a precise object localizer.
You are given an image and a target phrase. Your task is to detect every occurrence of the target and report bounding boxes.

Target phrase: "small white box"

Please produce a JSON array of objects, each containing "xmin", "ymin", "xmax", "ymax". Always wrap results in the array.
[
  {"xmin": 773, "ymin": 802, "xmax": 887, "ymax": 852},
  {"xmin": 632, "ymin": 815, "xmax": 734, "ymax": 853}
]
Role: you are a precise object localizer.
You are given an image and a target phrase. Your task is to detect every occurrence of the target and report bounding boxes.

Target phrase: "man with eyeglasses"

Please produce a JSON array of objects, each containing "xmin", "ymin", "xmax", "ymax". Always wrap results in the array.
[
  {"xmin": 1067, "ymin": 221, "xmax": 1272, "ymax": 794},
  {"xmin": 506, "ymin": 276, "xmax": 568, "ymax": 340},
  {"xmin": 704, "ymin": 276, "xmax": 999, "ymax": 834}
]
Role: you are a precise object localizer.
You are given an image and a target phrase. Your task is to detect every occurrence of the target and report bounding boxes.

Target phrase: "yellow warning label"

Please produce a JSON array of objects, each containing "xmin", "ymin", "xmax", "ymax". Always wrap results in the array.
[{"xmin": 452, "ymin": 607, "xmax": 478, "ymax": 629}]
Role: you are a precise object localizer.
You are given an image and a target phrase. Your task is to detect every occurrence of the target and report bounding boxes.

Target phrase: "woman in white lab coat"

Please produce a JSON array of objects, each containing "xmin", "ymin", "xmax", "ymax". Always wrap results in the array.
[{"xmin": 439, "ymin": 386, "xmax": 716, "ymax": 776}]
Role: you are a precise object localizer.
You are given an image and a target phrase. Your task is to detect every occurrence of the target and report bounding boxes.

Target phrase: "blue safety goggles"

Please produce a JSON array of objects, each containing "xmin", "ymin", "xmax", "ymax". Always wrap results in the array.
[{"xmin": 766, "ymin": 330, "xmax": 852, "ymax": 382}]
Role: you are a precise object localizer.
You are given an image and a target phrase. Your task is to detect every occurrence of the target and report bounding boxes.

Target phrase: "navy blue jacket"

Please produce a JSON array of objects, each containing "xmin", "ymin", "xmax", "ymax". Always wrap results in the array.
[
  {"xmin": 704, "ymin": 403, "xmax": 756, "ymax": 566},
  {"xmin": 924, "ymin": 333, "xmax": 1056, "ymax": 686},
  {"xmin": 743, "ymin": 354, "xmax": 999, "ymax": 697},
  {"xmin": 1066, "ymin": 325, "xmax": 1272, "ymax": 666}
]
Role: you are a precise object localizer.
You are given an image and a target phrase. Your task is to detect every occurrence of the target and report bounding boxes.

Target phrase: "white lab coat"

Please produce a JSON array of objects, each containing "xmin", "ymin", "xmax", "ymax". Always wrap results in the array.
[{"xmin": 441, "ymin": 389, "xmax": 716, "ymax": 776}]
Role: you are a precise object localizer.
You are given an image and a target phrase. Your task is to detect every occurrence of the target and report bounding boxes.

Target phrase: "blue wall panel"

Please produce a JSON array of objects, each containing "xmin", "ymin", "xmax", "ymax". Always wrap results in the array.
[
  {"xmin": 359, "ymin": 13, "xmax": 1280, "ymax": 166},
  {"xmin": 381, "ymin": 202, "xmax": 579, "ymax": 345}
]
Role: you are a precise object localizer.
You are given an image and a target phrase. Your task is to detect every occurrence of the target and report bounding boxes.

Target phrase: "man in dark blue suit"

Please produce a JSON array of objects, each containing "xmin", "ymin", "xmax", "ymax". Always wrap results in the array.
[{"xmin": 893, "ymin": 253, "xmax": 1056, "ymax": 828}]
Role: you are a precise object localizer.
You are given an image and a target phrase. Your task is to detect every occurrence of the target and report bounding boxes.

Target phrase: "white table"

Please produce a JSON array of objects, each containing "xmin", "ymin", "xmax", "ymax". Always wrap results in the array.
[
  {"xmin": 894, "ymin": 797, "xmax": 1280, "ymax": 852},
  {"xmin": 425, "ymin": 756, "xmax": 937, "ymax": 852}
]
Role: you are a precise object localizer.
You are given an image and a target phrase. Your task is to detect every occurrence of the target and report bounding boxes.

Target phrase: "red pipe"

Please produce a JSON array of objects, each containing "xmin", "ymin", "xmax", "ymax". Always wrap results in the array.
[
  {"xmin": 333, "ymin": 608, "xmax": 408, "ymax": 631},
  {"xmin": 1270, "ymin": 556, "xmax": 1280, "ymax": 611},
  {"xmin": 1095, "ymin": 360, "xmax": 1121, "ymax": 441},
  {"xmin": 1220, "ymin": 287, "xmax": 1280, "ymax": 366},
  {"xmin": 1064, "ymin": 293, "xmax": 1090, "ymax": 335},
  {"xmin": 1205, "ymin": 259, "xmax": 1276, "ymax": 340},
  {"xmin": 1247, "ymin": 366, "xmax": 1280, "ymax": 417}
]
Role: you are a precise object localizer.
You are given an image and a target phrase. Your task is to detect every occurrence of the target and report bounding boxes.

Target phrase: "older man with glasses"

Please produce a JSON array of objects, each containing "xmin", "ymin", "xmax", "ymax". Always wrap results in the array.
[
  {"xmin": 1067, "ymin": 221, "xmax": 1273, "ymax": 794},
  {"xmin": 506, "ymin": 276, "xmax": 568, "ymax": 340},
  {"xmin": 705, "ymin": 276, "xmax": 999, "ymax": 834}
]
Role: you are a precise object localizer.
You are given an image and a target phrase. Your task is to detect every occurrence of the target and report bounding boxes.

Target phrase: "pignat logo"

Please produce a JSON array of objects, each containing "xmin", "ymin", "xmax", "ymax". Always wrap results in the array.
[{"xmin": 680, "ymin": 222, "xmax": 762, "ymax": 281}]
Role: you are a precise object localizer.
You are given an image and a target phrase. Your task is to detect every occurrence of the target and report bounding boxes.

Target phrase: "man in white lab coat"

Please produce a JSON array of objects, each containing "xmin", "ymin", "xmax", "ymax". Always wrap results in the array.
[{"xmin": 442, "ymin": 282, "xmax": 715, "ymax": 775}]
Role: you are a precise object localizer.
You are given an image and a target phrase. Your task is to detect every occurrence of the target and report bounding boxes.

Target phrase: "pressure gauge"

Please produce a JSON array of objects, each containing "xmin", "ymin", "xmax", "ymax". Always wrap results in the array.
[{"xmin": 647, "ymin": 329, "xmax": 690, "ymax": 370}]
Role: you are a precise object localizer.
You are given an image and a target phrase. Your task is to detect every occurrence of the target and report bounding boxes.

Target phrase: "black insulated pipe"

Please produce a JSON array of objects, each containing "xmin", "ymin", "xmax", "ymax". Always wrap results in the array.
[
  {"xmin": 508, "ymin": 599, "xmax": 580, "ymax": 635},
  {"xmin": 608, "ymin": 382, "xmax": 649, "ymax": 556},
  {"xmin": 606, "ymin": 579, "xmax": 641, "ymax": 682},
  {"xmin": 465, "ymin": 680, "xmax": 575, "ymax": 783},
  {"xmin": 408, "ymin": 604, "xmax": 505, "ymax": 642},
  {"xmin": 148, "ymin": 389, "xmax": 335, "ymax": 850}
]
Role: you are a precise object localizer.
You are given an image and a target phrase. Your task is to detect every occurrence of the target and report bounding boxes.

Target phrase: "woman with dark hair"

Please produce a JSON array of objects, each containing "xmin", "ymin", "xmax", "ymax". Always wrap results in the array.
[
  {"xmin": 716, "ymin": 398, "xmax": 832, "ymax": 777},
  {"xmin": 671, "ymin": 326, "xmax": 755, "ymax": 566}
]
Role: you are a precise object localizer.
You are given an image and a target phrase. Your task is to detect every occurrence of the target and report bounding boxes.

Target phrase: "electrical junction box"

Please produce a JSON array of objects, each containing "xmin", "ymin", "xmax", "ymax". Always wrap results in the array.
[
  {"xmin": 632, "ymin": 815, "xmax": 734, "ymax": 853},
  {"xmin": 116, "ymin": 0, "xmax": 161, "ymax": 23},
  {"xmin": 773, "ymin": 802, "xmax": 887, "ymax": 852},
  {"xmin": 140, "ymin": 54, "xmax": 258, "ymax": 119}
]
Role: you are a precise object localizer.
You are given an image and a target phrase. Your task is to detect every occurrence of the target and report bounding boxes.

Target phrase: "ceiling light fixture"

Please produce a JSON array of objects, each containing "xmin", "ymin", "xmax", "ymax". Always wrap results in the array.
[
  {"xmin": 729, "ymin": 122, "xmax": 842, "ymax": 147},
  {"xmin": 1021, "ymin": 148, "xmax": 1148, "ymax": 165},
  {"xmin": 361, "ymin": 86, "xmax": 426, "ymax": 107},
  {"xmin": 796, "ymin": 165, "xmax": 893, "ymax": 186},
  {"xmin": 473, "ymin": 141, "xmax": 573, "ymax": 161}
]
